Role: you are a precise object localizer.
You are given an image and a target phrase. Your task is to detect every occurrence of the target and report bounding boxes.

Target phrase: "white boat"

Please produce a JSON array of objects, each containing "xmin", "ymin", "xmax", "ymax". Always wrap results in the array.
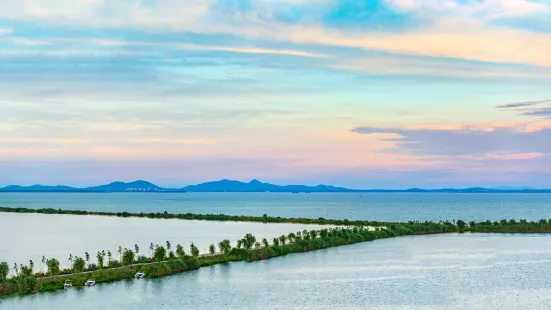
[
  {"xmin": 134, "ymin": 272, "xmax": 145, "ymax": 279},
  {"xmin": 84, "ymin": 279, "xmax": 96, "ymax": 287},
  {"xmin": 64, "ymin": 280, "xmax": 72, "ymax": 289}
]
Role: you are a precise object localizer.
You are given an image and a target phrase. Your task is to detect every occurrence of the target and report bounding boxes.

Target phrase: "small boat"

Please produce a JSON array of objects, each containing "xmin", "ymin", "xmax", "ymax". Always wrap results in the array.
[
  {"xmin": 64, "ymin": 280, "xmax": 72, "ymax": 289},
  {"xmin": 134, "ymin": 272, "xmax": 145, "ymax": 279},
  {"xmin": 84, "ymin": 280, "xmax": 96, "ymax": 287}
]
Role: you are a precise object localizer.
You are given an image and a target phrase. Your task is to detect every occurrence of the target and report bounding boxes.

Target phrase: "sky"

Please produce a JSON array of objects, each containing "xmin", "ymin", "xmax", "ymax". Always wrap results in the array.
[{"xmin": 0, "ymin": 0, "xmax": 550, "ymax": 189}]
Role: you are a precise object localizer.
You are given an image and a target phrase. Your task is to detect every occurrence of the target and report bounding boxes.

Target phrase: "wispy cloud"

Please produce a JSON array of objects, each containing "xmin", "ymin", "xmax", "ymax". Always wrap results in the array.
[
  {"xmin": 1, "ymin": 0, "xmax": 551, "ymax": 66},
  {"xmin": 1, "ymin": 0, "xmax": 551, "ymax": 187},
  {"xmin": 351, "ymin": 122, "xmax": 551, "ymax": 156},
  {"xmin": 496, "ymin": 99, "xmax": 551, "ymax": 109}
]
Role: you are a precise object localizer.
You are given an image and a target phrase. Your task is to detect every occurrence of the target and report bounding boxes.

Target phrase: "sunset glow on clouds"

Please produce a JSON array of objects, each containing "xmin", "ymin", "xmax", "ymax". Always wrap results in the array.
[{"xmin": 0, "ymin": 0, "xmax": 550, "ymax": 188}]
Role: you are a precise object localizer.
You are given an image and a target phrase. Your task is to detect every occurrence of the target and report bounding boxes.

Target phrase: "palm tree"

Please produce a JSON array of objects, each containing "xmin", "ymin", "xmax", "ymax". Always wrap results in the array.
[
  {"xmin": 149, "ymin": 242, "xmax": 154, "ymax": 257},
  {"xmin": 236, "ymin": 240, "xmax": 242, "ymax": 249},
  {"xmin": 134, "ymin": 244, "xmax": 140, "ymax": 256},
  {"xmin": 273, "ymin": 237, "xmax": 279, "ymax": 246},
  {"xmin": 166, "ymin": 241, "xmax": 171, "ymax": 251},
  {"xmin": 262, "ymin": 238, "xmax": 269, "ymax": 248},
  {"xmin": 279, "ymin": 235, "xmax": 287, "ymax": 245},
  {"xmin": 118, "ymin": 246, "xmax": 123, "ymax": 262},
  {"xmin": 41, "ymin": 256, "xmax": 46, "ymax": 273},
  {"xmin": 68, "ymin": 254, "xmax": 73, "ymax": 268},
  {"xmin": 209, "ymin": 244, "xmax": 216, "ymax": 256},
  {"xmin": 85, "ymin": 252, "xmax": 90, "ymax": 267}
]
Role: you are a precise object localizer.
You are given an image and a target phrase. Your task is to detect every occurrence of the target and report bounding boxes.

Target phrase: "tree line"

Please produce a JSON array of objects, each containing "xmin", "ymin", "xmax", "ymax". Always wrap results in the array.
[{"xmin": 1, "ymin": 221, "xmax": 457, "ymax": 297}]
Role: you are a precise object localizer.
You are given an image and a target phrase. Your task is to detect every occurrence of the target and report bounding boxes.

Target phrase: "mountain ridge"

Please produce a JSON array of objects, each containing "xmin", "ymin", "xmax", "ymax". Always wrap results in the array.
[{"xmin": 1, "ymin": 179, "xmax": 550, "ymax": 193}]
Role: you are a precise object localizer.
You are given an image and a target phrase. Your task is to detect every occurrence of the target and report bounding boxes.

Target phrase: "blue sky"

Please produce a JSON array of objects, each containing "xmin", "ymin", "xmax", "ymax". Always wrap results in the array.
[{"xmin": 0, "ymin": 0, "xmax": 550, "ymax": 188}]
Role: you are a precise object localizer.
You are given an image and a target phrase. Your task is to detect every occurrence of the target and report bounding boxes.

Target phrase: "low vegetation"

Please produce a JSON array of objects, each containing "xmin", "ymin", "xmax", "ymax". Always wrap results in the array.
[{"xmin": 2, "ymin": 206, "xmax": 551, "ymax": 298}]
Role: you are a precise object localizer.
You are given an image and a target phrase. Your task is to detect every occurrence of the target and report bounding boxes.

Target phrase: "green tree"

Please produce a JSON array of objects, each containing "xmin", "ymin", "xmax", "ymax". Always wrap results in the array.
[
  {"xmin": 457, "ymin": 220, "xmax": 467, "ymax": 229},
  {"xmin": 41, "ymin": 256, "xmax": 46, "ymax": 273},
  {"xmin": 118, "ymin": 246, "xmax": 123, "ymax": 262},
  {"xmin": 191, "ymin": 243, "xmax": 200, "ymax": 257},
  {"xmin": 209, "ymin": 244, "xmax": 216, "ymax": 256},
  {"xmin": 218, "ymin": 240, "xmax": 232, "ymax": 256},
  {"xmin": 107, "ymin": 250, "xmax": 112, "ymax": 263},
  {"xmin": 0, "ymin": 262, "xmax": 9, "ymax": 282},
  {"xmin": 243, "ymin": 234, "xmax": 256, "ymax": 250},
  {"xmin": 13, "ymin": 263, "xmax": 19, "ymax": 277},
  {"xmin": 122, "ymin": 248, "xmax": 135, "ymax": 265},
  {"xmin": 46, "ymin": 258, "xmax": 60, "ymax": 275},
  {"xmin": 236, "ymin": 240, "xmax": 242, "ymax": 249},
  {"xmin": 154, "ymin": 245, "xmax": 167, "ymax": 262},
  {"xmin": 262, "ymin": 238, "xmax": 269, "ymax": 248},
  {"xmin": 73, "ymin": 257, "xmax": 86, "ymax": 273},
  {"xmin": 279, "ymin": 235, "xmax": 287, "ymax": 245},
  {"xmin": 97, "ymin": 251, "xmax": 104, "ymax": 269},
  {"xmin": 176, "ymin": 244, "xmax": 186, "ymax": 258},
  {"xmin": 273, "ymin": 238, "xmax": 279, "ymax": 246},
  {"xmin": 149, "ymin": 243, "xmax": 154, "ymax": 257},
  {"xmin": 29, "ymin": 260, "xmax": 34, "ymax": 274},
  {"xmin": 134, "ymin": 244, "xmax": 140, "ymax": 255},
  {"xmin": 166, "ymin": 241, "xmax": 171, "ymax": 251},
  {"xmin": 287, "ymin": 233, "xmax": 296, "ymax": 243},
  {"xmin": 85, "ymin": 252, "xmax": 90, "ymax": 267},
  {"xmin": 254, "ymin": 242, "xmax": 261, "ymax": 249},
  {"xmin": 68, "ymin": 254, "xmax": 73, "ymax": 268}
]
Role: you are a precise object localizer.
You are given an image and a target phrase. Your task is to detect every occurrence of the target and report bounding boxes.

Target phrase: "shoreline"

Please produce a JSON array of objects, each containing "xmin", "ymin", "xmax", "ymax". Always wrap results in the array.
[
  {"xmin": 3, "ymin": 207, "xmax": 551, "ymax": 299},
  {"xmin": 1, "ymin": 224, "xmax": 455, "ymax": 298}
]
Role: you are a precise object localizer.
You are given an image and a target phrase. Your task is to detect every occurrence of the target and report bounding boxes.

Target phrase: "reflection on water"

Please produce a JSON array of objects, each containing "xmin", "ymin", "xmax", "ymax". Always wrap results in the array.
[
  {"xmin": 3, "ymin": 233, "xmax": 551, "ymax": 310},
  {"xmin": 0, "ymin": 213, "xmax": 331, "ymax": 268}
]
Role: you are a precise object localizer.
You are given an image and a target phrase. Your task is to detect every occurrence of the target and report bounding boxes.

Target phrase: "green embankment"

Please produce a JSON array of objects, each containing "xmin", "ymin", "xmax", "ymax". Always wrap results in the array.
[{"xmin": 2, "ymin": 206, "xmax": 551, "ymax": 298}]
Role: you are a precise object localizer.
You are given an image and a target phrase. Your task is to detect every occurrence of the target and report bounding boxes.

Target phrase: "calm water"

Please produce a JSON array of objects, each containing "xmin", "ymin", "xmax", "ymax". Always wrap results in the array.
[
  {"xmin": 0, "ymin": 213, "xmax": 331, "ymax": 269},
  {"xmin": 3, "ymin": 233, "xmax": 551, "ymax": 310},
  {"xmin": 2, "ymin": 192, "xmax": 551, "ymax": 222}
]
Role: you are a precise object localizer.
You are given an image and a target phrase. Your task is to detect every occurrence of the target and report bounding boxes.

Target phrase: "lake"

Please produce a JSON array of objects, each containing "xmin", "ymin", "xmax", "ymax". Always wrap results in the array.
[
  {"xmin": 3, "ymin": 233, "xmax": 551, "ymax": 310},
  {"xmin": 2, "ymin": 192, "xmax": 551, "ymax": 222},
  {"xmin": 0, "ymin": 213, "xmax": 332, "ymax": 269}
]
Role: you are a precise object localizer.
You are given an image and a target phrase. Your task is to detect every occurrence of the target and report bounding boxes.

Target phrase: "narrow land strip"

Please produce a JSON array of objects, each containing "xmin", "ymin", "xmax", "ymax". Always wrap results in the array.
[{"xmin": 2, "ymin": 207, "xmax": 551, "ymax": 299}]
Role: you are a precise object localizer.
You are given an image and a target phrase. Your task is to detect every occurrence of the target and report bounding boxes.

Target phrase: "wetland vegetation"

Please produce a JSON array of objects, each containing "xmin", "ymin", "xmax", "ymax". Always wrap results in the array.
[{"xmin": 3, "ymin": 206, "xmax": 551, "ymax": 298}]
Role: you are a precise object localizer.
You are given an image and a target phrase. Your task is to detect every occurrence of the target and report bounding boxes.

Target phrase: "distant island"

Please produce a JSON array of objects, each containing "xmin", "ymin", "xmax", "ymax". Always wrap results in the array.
[{"xmin": 1, "ymin": 179, "xmax": 551, "ymax": 193}]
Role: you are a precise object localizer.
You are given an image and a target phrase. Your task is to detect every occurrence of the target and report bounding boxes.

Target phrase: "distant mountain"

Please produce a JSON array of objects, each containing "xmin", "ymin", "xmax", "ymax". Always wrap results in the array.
[
  {"xmin": 0, "ymin": 185, "xmax": 78, "ymax": 192},
  {"xmin": 87, "ymin": 180, "xmax": 163, "ymax": 192},
  {"xmin": 1, "ymin": 179, "xmax": 550, "ymax": 193},
  {"xmin": 182, "ymin": 179, "xmax": 351, "ymax": 192},
  {"xmin": 0, "ymin": 181, "xmax": 165, "ymax": 192}
]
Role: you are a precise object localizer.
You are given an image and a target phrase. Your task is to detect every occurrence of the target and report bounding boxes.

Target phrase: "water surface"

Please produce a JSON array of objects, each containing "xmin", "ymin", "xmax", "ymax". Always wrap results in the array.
[
  {"xmin": 2, "ymin": 192, "xmax": 551, "ymax": 222},
  {"xmin": 0, "ymin": 213, "xmax": 328, "ymax": 269},
  {"xmin": 3, "ymin": 233, "xmax": 551, "ymax": 310}
]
